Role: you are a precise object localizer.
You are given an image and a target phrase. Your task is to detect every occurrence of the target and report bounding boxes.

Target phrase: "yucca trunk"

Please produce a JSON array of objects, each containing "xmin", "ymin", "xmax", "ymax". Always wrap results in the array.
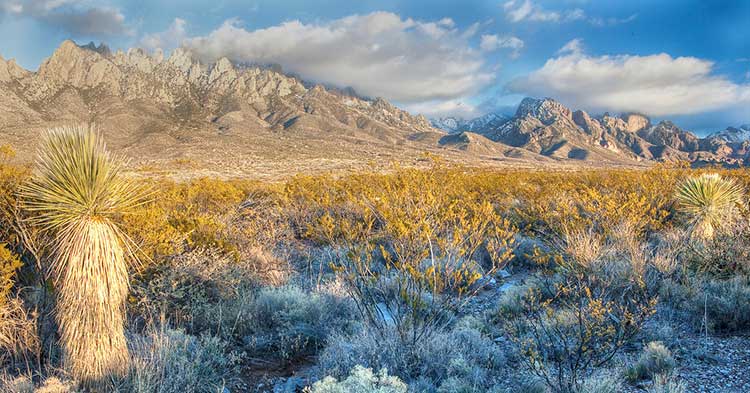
[
  {"xmin": 20, "ymin": 125, "xmax": 145, "ymax": 389},
  {"xmin": 55, "ymin": 218, "xmax": 130, "ymax": 385}
]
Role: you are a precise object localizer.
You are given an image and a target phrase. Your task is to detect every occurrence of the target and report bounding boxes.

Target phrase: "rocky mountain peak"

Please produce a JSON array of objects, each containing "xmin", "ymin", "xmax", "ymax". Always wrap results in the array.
[
  {"xmin": 708, "ymin": 125, "xmax": 750, "ymax": 143},
  {"xmin": 515, "ymin": 97, "xmax": 571, "ymax": 124},
  {"xmin": 167, "ymin": 47, "xmax": 197, "ymax": 73},
  {"xmin": 79, "ymin": 41, "xmax": 112, "ymax": 57},
  {"xmin": 0, "ymin": 55, "xmax": 29, "ymax": 83},
  {"xmin": 622, "ymin": 113, "xmax": 650, "ymax": 132}
]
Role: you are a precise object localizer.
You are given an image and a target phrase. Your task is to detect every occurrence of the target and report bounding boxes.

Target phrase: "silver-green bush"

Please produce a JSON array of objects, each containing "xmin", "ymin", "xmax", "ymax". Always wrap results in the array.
[
  {"xmin": 124, "ymin": 328, "xmax": 238, "ymax": 393},
  {"xmin": 316, "ymin": 325, "xmax": 504, "ymax": 392},
  {"xmin": 242, "ymin": 285, "xmax": 355, "ymax": 363},
  {"xmin": 626, "ymin": 342, "xmax": 676, "ymax": 381},
  {"xmin": 306, "ymin": 365, "xmax": 407, "ymax": 393}
]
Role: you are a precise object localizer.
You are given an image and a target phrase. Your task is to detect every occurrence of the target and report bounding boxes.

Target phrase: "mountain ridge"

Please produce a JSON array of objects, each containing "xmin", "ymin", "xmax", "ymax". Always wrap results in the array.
[
  {"xmin": 433, "ymin": 97, "xmax": 749, "ymax": 166},
  {"xmin": 0, "ymin": 41, "xmax": 747, "ymax": 178}
]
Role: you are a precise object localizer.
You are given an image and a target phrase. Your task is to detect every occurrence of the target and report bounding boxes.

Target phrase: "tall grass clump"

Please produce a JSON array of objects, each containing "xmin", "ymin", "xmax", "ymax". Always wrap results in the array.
[
  {"xmin": 20, "ymin": 126, "xmax": 146, "ymax": 388},
  {"xmin": 675, "ymin": 173, "xmax": 743, "ymax": 240}
]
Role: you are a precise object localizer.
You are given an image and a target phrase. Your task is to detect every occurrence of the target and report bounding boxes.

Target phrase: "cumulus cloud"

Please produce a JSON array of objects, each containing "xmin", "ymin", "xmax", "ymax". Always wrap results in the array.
[
  {"xmin": 480, "ymin": 34, "xmax": 524, "ymax": 58},
  {"xmin": 508, "ymin": 42, "xmax": 750, "ymax": 116},
  {"xmin": 0, "ymin": 0, "xmax": 130, "ymax": 36},
  {"xmin": 184, "ymin": 12, "xmax": 495, "ymax": 104},
  {"xmin": 140, "ymin": 17, "xmax": 187, "ymax": 52}
]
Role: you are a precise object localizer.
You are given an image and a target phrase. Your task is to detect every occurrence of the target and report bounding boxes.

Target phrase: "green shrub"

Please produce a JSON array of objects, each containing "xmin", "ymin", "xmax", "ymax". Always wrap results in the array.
[
  {"xmin": 307, "ymin": 365, "xmax": 407, "ymax": 393},
  {"xmin": 501, "ymin": 238, "xmax": 656, "ymax": 393},
  {"xmin": 685, "ymin": 221, "xmax": 750, "ymax": 276},
  {"xmin": 242, "ymin": 285, "xmax": 355, "ymax": 363},
  {"xmin": 130, "ymin": 248, "xmax": 256, "ymax": 331},
  {"xmin": 317, "ymin": 325, "xmax": 504, "ymax": 392},
  {"xmin": 124, "ymin": 328, "xmax": 239, "ymax": 393},
  {"xmin": 626, "ymin": 342, "xmax": 676, "ymax": 381},
  {"xmin": 688, "ymin": 276, "xmax": 750, "ymax": 333}
]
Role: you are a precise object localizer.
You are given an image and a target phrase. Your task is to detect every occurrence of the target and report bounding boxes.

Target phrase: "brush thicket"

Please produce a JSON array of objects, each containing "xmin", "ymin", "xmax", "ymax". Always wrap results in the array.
[{"xmin": 20, "ymin": 125, "xmax": 145, "ymax": 389}]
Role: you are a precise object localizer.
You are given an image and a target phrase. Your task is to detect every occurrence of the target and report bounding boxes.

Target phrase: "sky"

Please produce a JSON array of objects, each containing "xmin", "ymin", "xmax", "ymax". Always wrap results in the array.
[{"xmin": 0, "ymin": 0, "xmax": 748, "ymax": 134}]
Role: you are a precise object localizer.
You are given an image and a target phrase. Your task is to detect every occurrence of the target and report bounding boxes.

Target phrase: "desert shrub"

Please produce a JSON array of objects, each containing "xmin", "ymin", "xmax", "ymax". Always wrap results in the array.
[
  {"xmin": 674, "ymin": 173, "xmax": 744, "ymax": 240},
  {"xmin": 121, "ymin": 177, "xmax": 262, "ymax": 263},
  {"xmin": 0, "ymin": 373, "xmax": 75, "ymax": 393},
  {"xmin": 501, "ymin": 233, "xmax": 656, "ymax": 393},
  {"xmin": 130, "ymin": 248, "xmax": 256, "ymax": 331},
  {"xmin": 647, "ymin": 374, "xmax": 687, "ymax": 393},
  {"xmin": 684, "ymin": 220, "xmax": 750, "ymax": 276},
  {"xmin": 508, "ymin": 168, "xmax": 676, "ymax": 240},
  {"xmin": 123, "ymin": 328, "xmax": 238, "ymax": 393},
  {"xmin": 316, "ymin": 324, "xmax": 504, "ymax": 392},
  {"xmin": 626, "ymin": 342, "xmax": 676, "ymax": 381},
  {"xmin": 0, "ymin": 146, "xmax": 28, "ymax": 307},
  {"xmin": 0, "ymin": 245, "xmax": 21, "ymax": 306},
  {"xmin": 687, "ymin": 276, "xmax": 750, "ymax": 333},
  {"xmin": 302, "ymin": 167, "xmax": 516, "ymax": 346},
  {"xmin": 578, "ymin": 372, "xmax": 622, "ymax": 393},
  {"xmin": 306, "ymin": 365, "xmax": 407, "ymax": 393},
  {"xmin": 0, "ymin": 297, "xmax": 39, "ymax": 370},
  {"xmin": 242, "ymin": 285, "xmax": 355, "ymax": 363}
]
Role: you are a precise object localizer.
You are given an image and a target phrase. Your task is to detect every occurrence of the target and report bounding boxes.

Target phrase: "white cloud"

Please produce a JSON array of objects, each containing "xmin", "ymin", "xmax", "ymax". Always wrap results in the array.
[
  {"xmin": 508, "ymin": 42, "xmax": 750, "ymax": 116},
  {"xmin": 557, "ymin": 38, "xmax": 583, "ymax": 55},
  {"xmin": 184, "ymin": 12, "xmax": 495, "ymax": 104},
  {"xmin": 480, "ymin": 34, "xmax": 524, "ymax": 58},
  {"xmin": 503, "ymin": 1, "xmax": 634, "ymax": 26},
  {"xmin": 404, "ymin": 98, "xmax": 480, "ymax": 119},
  {"xmin": 503, "ymin": 0, "xmax": 560, "ymax": 22},
  {"xmin": 0, "ymin": 0, "xmax": 130, "ymax": 36},
  {"xmin": 140, "ymin": 18, "xmax": 187, "ymax": 52}
]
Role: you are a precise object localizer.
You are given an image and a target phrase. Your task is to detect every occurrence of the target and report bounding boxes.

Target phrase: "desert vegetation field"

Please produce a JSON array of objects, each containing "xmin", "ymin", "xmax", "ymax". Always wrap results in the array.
[{"xmin": 1, "ymin": 128, "xmax": 750, "ymax": 392}]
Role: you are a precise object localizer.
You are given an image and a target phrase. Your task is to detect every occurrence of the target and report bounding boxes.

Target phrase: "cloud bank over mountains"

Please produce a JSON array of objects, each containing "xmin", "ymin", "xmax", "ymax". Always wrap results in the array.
[
  {"xmin": 509, "ymin": 40, "xmax": 750, "ymax": 117},
  {"xmin": 182, "ymin": 12, "xmax": 502, "ymax": 105}
]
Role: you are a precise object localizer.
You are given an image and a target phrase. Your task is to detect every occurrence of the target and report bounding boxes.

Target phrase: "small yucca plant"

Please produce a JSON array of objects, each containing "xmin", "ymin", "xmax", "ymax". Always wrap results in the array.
[
  {"xmin": 675, "ymin": 173, "xmax": 744, "ymax": 240},
  {"xmin": 20, "ymin": 125, "xmax": 146, "ymax": 388}
]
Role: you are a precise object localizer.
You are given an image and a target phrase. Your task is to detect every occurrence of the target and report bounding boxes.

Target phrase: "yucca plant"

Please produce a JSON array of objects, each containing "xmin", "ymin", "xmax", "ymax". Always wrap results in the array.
[
  {"xmin": 20, "ymin": 125, "xmax": 146, "ymax": 388},
  {"xmin": 675, "ymin": 173, "xmax": 744, "ymax": 240}
]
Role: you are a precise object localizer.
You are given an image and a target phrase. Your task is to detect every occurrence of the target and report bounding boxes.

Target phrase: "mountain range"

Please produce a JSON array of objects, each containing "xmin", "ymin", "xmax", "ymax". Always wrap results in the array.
[
  {"xmin": 433, "ymin": 99, "xmax": 750, "ymax": 165},
  {"xmin": 0, "ymin": 41, "xmax": 747, "ymax": 178}
]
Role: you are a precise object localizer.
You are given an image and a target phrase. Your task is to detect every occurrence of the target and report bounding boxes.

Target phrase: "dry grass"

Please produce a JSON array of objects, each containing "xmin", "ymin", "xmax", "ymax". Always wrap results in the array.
[{"xmin": 0, "ymin": 297, "xmax": 39, "ymax": 370}]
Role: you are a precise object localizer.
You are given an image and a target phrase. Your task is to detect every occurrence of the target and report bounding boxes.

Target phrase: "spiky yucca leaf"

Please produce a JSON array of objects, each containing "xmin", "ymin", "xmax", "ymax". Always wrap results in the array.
[
  {"xmin": 20, "ymin": 125, "xmax": 146, "ymax": 388},
  {"xmin": 675, "ymin": 173, "xmax": 744, "ymax": 240}
]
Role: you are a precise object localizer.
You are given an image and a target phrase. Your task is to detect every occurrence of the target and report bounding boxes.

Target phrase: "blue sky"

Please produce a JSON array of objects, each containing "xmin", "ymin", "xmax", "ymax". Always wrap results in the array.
[{"xmin": 0, "ymin": 0, "xmax": 748, "ymax": 134}]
